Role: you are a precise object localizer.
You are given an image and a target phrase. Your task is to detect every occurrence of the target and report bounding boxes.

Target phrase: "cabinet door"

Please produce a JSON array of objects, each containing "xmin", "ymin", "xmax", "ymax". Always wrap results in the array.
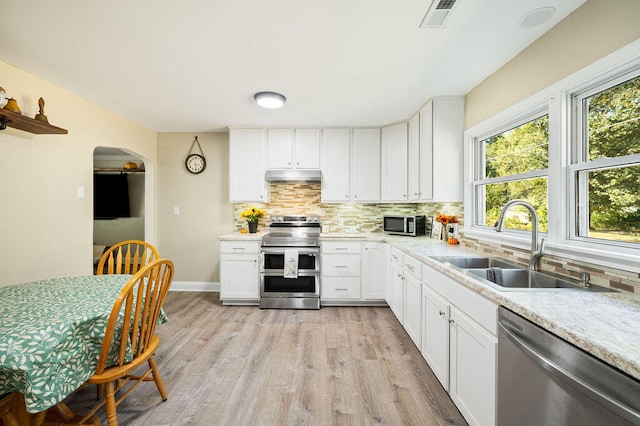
[
  {"xmin": 408, "ymin": 113, "xmax": 421, "ymax": 201},
  {"xmin": 220, "ymin": 254, "xmax": 259, "ymax": 300},
  {"xmin": 419, "ymin": 101, "xmax": 434, "ymax": 201},
  {"xmin": 294, "ymin": 129, "xmax": 320, "ymax": 169},
  {"xmin": 449, "ymin": 306, "xmax": 497, "ymax": 426},
  {"xmin": 351, "ymin": 128, "xmax": 380, "ymax": 202},
  {"xmin": 383, "ymin": 243, "xmax": 391, "ymax": 303},
  {"xmin": 431, "ymin": 98, "xmax": 464, "ymax": 202},
  {"xmin": 321, "ymin": 128, "xmax": 351, "ymax": 202},
  {"xmin": 267, "ymin": 128, "xmax": 294, "ymax": 169},
  {"xmin": 404, "ymin": 272, "xmax": 422, "ymax": 349},
  {"xmin": 229, "ymin": 129, "xmax": 268, "ymax": 202},
  {"xmin": 421, "ymin": 285, "xmax": 450, "ymax": 390},
  {"xmin": 389, "ymin": 262, "xmax": 404, "ymax": 323},
  {"xmin": 362, "ymin": 242, "xmax": 385, "ymax": 300},
  {"xmin": 381, "ymin": 122, "xmax": 408, "ymax": 202}
]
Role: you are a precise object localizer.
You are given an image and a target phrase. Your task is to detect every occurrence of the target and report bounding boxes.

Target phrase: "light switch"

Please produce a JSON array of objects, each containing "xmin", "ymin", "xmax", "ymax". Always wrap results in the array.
[
  {"xmin": 77, "ymin": 186, "xmax": 85, "ymax": 198},
  {"xmin": 173, "ymin": 206, "xmax": 180, "ymax": 215}
]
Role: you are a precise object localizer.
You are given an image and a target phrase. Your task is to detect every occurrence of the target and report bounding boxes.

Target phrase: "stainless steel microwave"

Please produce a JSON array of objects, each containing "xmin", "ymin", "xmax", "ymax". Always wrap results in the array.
[{"xmin": 383, "ymin": 215, "xmax": 428, "ymax": 236}]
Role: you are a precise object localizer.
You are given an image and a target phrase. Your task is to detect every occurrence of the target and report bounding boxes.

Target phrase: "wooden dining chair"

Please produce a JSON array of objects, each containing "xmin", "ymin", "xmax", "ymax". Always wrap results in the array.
[
  {"xmin": 96, "ymin": 240, "xmax": 159, "ymax": 275},
  {"xmin": 0, "ymin": 393, "xmax": 18, "ymax": 426},
  {"xmin": 78, "ymin": 258, "xmax": 174, "ymax": 426}
]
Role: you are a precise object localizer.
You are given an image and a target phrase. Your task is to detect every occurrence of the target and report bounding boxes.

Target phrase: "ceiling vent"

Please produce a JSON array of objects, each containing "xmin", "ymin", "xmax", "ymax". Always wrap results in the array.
[{"xmin": 419, "ymin": 0, "xmax": 459, "ymax": 29}]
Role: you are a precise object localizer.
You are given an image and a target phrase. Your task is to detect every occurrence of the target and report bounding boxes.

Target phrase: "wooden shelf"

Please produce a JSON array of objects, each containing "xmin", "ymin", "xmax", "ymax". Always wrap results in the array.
[
  {"xmin": 0, "ymin": 107, "xmax": 68, "ymax": 134},
  {"xmin": 94, "ymin": 167, "xmax": 145, "ymax": 174}
]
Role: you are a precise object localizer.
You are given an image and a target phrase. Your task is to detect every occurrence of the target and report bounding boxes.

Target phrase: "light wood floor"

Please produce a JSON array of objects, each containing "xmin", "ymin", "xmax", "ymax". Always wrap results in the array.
[{"xmin": 65, "ymin": 292, "xmax": 466, "ymax": 426}]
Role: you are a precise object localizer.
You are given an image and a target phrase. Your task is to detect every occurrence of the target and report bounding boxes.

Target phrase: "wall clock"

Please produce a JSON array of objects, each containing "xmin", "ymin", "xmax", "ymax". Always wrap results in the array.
[{"xmin": 185, "ymin": 136, "xmax": 206, "ymax": 174}]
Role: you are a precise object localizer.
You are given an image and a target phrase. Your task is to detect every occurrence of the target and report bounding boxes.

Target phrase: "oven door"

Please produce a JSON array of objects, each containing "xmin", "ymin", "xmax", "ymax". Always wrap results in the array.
[{"xmin": 260, "ymin": 273, "xmax": 320, "ymax": 298}]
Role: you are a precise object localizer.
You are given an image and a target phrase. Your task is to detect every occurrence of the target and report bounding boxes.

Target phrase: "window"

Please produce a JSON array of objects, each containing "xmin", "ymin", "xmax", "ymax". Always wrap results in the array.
[
  {"xmin": 572, "ymin": 70, "xmax": 640, "ymax": 245},
  {"xmin": 473, "ymin": 114, "xmax": 549, "ymax": 233}
]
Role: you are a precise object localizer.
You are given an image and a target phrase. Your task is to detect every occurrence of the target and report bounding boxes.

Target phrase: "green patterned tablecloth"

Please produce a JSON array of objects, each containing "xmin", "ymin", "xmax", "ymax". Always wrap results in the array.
[{"xmin": 0, "ymin": 274, "xmax": 162, "ymax": 413}]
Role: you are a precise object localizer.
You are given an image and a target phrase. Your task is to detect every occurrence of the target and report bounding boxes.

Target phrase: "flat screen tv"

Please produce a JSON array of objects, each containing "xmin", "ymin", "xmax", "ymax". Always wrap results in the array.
[{"xmin": 94, "ymin": 173, "xmax": 131, "ymax": 219}]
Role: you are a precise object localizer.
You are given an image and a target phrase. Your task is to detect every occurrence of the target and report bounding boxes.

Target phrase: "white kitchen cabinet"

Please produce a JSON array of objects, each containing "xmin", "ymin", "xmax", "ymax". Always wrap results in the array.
[
  {"xmin": 321, "ymin": 242, "xmax": 361, "ymax": 302},
  {"xmin": 403, "ymin": 268, "xmax": 422, "ymax": 349},
  {"xmin": 351, "ymin": 128, "xmax": 380, "ymax": 202},
  {"xmin": 389, "ymin": 261, "xmax": 404, "ymax": 322},
  {"xmin": 408, "ymin": 112, "xmax": 421, "ymax": 201},
  {"xmin": 294, "ymin": 128, "xmax": 321, "ymax": 169},
  {"xmin": 383, "ymin": 243, "xmax": 391, "ymax": 303},
  {"xmin": 419, "ymin": 97, "xmax": 464, "ymax": 202},
  {"xmin": 422, "ymin": 262, "xmax": 498, "ymax": 426},
  {"xmin": 421, "ymin": 284, "xmax": 450, "ymax": 390},
  {"xmin": 229, "ymin": 128, "xmax": 269, "ymax": 202},
  {"xmin": 381, "ymin": 122, "xmax": 408, "ymax": 202},
  {"xmin": 449, "ymin": 306, "xmax": 497, "ymax": 426},
  {"xmin": 266, "ymin": 128, "xmax": 294, "ymax": 169},
  {"xmin": 321, "ymin": 128, "xmax": 380, "ymax": 203},
  {"xmin": 267, "ymin": 128, "xmax": 321, "ymax": 169},
  {"xmin": 321, "ymin": 128, "xmax": 351, "ymax": 202},
  {"xmin": 362, "ymin": 242, "xmax": 385, "ymax": 300},
  {"xmin": 219, "ymin": 241, "xmax": 260, "ymax": 304}
]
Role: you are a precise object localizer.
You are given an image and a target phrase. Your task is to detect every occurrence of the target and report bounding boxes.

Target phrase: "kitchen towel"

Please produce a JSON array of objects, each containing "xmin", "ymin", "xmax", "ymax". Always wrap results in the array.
[{"xmin": 284, "ymin": 249, "xmax": 299, "ymax": 279}]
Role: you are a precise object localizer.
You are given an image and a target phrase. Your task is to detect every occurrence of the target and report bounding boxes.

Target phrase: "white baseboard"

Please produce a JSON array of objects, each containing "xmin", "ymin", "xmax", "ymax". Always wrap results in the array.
[{"xmin": 170, "ymin": 281, "xmax": 219, "ymax": 292}]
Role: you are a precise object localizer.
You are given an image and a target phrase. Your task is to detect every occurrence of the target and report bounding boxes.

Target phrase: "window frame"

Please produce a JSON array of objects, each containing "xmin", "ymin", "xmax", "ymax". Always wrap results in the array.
[
  {"xmin": 569, "ymin": 68, "xmax": 640, "ymax": 249},
  {"xmin": 463, "ymin": 39, "xmax": 640, "ymax": 272},
  {"xmin": 472, "ymin": 109, "xmax": 550, "ymax": 234}
]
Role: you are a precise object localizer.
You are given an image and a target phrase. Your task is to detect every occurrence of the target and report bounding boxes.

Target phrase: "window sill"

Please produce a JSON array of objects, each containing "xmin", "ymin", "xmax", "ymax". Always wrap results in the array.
[{"xmin": 463, "ymin": 228, "xmax": 640, "ymax": 274}]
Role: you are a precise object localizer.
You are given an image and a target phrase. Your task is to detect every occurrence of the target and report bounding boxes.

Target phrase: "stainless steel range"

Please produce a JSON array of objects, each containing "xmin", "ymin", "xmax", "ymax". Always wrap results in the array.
[{"xmin": 260, "ymin": 216, "xmax": 321, "ymax": 309}]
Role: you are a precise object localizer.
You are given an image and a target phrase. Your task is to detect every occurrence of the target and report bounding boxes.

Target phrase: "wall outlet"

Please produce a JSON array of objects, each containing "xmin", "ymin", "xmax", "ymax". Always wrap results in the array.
[{"xmin": 173, "ymin": 206, "xmax": 180, "ymax": 215}]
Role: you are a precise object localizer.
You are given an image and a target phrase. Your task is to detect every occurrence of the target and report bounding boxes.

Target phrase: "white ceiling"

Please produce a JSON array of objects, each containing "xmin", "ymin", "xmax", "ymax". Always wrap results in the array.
[{"xmin": 1, "ymin": 0, "xmax": 586, "ymax": 132}]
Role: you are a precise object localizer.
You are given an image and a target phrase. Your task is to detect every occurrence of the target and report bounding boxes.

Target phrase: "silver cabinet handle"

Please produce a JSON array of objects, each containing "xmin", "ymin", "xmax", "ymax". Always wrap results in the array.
[
  {"xmin": 448, "ymin": 319, "xmax": 455, "ymax": 324},
  {"xmin": 335, "ymin": 247, "xmax": 349, "ymax": 251},
  {"xmin": 439, "ymin": 311, "xmax": 446, "ymax": 316},
  {"xmin": 232, "ymin": 247, "xmax": 246, "ymax": 251},
  {"xmin": 334, "ymin": 265, "xmax": 348, "ymax": 268},
  {"xmin": 405, "ymin": 264, "xmax": 414, "ymax": 271},
  {"xmin": 335, "ymin": 288, "xmax": 348, "ymax": 291}
]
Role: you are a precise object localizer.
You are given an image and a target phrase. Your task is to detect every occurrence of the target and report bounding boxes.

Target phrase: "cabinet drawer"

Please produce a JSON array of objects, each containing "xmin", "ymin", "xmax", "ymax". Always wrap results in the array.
[
  {"xmin": 322, "ymin": 241, "xmax": 361, "ymax": 254},
  {"xmin": 322, "ymin": 277, "xmax": 361, "ymax": 299},
  {"xmin": 322, "ymin": 254, "xmax": 361, "ymax": 276},
  {"xmin": 403, "ymin": 254, "xmax": 422, "ymax": 279},
  {"xmin": 220, "ymin": 241, "xmax": 260, "ymax": 254},
  {"xmin": 390, "ymin": 247, "xmax": 403, "ymax": 264}
]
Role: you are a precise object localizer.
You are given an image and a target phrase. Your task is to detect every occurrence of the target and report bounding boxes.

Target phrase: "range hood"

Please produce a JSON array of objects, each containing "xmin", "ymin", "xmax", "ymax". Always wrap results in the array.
[{"xmin": 265, "ymin": 169, "xmax": 322, "ymax": 183}]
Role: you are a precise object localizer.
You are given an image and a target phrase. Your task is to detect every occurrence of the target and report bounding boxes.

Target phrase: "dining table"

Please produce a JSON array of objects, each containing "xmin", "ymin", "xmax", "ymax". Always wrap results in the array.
[{"xmin": 0, "ymin": 274, "xmax": 167, "ymax": 423}]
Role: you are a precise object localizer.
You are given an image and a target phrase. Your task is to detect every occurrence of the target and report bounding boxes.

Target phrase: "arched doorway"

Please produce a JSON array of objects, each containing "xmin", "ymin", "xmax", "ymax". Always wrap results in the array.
[{"xmin": 92, "ymin": 147, "xmax": 147, "ymax": 268}]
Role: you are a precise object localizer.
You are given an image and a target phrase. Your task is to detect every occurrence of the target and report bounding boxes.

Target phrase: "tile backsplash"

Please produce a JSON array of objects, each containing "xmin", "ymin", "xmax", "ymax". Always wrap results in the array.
[{"xmin": 233, "ymin": 183, "xmax": 463, "ymax": 233}]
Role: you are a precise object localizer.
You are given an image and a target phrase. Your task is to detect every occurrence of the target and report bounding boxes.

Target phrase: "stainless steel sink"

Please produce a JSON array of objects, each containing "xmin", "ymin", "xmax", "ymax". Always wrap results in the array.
[
  {"xmin": 466, "ymin": 268, "xmax": 611, "ymax": 291},
  {"xmin": 430, "ymin": 256, "xmax": 614, "ymax": 292},
  {"xmin": 430, "ymin": 256, "xmax": 521, "ymax": 270}
]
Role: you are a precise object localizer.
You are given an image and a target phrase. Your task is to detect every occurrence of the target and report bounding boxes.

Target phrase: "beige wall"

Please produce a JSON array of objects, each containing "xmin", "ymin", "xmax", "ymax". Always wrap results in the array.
[
  {"xmin": 157, "ymin": 133, "xmax": 233, "ymax": 282},
  {"xmin": 0, "ymin": 60, "xmax": 157, "ymax": 286},
  {"xmin": 465, "ymin": 0, "xmax": 640, "ymax": 128}
]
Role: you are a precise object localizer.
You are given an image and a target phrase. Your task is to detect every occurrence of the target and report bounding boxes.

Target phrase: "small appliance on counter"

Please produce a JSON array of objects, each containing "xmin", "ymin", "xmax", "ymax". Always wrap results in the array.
[{"xmin": 383, "ymin": 215, "xmax": 428, "ymax": 236}]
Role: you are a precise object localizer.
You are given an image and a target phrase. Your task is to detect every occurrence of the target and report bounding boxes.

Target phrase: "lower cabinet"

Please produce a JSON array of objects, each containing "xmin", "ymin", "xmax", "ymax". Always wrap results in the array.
[
  {"xmin": 389, "ymin": 260, "xmax": 404, "ymax": 321},
  {"xmin": 220, "ymin": 241, "xmax": 260, "ymax": 304},
  {"xmin": 449, "ymin": 306, "xmax": 497, "ymax": 426},
  {"xmin": 362, "ymin": 242, "xmax": 386, "ymax": 300},
  {"xmin": 403, "ymin": 264, "xmax": 422, "ymax": 349},
  {"xmin": 321, "ymin": 241, "xmax": 362, "ymax": 302},
  {"xmin": 422, "ymin": 263, "xmax": 498, "ymax": 426}
]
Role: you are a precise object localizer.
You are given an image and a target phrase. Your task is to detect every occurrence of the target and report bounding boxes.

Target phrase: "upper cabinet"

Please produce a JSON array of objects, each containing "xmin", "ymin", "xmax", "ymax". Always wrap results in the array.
[
  {"xmin": 381, "ymin": 122, "xmax": 408, "ymax": 202},
  {"xmin": 351, "ymin": 128, "xmax": 380, "ymax": 202},
  {"xmin": 294, "ymin": 129, "xmax": 321, "ymax": 169},
  {"xmin": 321, "ymin": 128, "xmax": 351, "ymax": 202},
  {"xmin": 418, "ymin": 97, "xmax": 465, "ymax": 202},
  {"xmin": 229, "ymin": 128, "xmax": 270, "ymax": 202},
  {"xmin": 408, "ymin": 113, "xmax": 421, "ymax": 201},
  {"xmin": 321, "ymin": 128, "xmax": 381, "ymax": 203},
  {"xmin": 266, "ymin": 128, "xmax": 320, "ymax": 169}
]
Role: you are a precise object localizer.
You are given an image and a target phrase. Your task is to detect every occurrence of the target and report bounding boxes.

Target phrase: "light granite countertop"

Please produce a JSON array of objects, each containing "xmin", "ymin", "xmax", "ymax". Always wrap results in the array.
[{"xmin": 218, "ymin": 231, "xmax": 640, "ymax": 381}]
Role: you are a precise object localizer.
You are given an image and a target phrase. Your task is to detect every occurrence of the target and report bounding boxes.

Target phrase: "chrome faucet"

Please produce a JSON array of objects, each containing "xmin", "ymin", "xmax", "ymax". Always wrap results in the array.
[{"xmin": 494, "ymin": 200, "xmax": 545, "ymax": 271}]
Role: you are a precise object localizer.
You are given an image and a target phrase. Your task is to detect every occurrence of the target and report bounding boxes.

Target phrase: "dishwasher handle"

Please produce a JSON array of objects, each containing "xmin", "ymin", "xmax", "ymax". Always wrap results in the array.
[{"xmin": 499, "ymin": 321, "xmax": 640, "ymax": 424}]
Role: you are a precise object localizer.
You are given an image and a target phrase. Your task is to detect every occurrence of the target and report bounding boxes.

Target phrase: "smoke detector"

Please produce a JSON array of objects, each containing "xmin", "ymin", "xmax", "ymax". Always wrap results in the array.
[{"xmin": 419, "ymin": 0, "xmax": 459, "ymax": 29}]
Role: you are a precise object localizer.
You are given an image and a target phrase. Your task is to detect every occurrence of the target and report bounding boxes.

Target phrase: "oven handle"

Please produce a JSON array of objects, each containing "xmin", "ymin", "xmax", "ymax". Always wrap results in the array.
[
  {"xmin": 260, "ymin": 248, "xmax": 319, "ymax": 255},
  {"xmin": 499, "ymin": 321, "xmax": 640, "ymax": 422}
]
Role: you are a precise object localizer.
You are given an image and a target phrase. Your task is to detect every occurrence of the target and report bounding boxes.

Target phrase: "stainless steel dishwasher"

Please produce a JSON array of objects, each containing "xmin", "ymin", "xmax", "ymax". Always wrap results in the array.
[{"xmin": 498, "ymin": 307, "xmax": 640, "ymax": 425}]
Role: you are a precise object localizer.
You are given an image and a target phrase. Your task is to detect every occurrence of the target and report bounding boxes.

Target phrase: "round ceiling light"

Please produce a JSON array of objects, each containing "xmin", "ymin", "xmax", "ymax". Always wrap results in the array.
[
  {"xmin": 254, "ymin": 91, "xmax": 286, "ymax": 109},
  {"xmin": 518, "ymin": 6, "xmax": 556, "ymax": 29}
]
